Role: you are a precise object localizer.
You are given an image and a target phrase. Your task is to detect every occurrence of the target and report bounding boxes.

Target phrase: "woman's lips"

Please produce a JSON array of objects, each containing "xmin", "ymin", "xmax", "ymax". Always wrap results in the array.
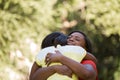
[{"xmin": 67, "ymin": 41, "xmax": 75, "ymax": 45}]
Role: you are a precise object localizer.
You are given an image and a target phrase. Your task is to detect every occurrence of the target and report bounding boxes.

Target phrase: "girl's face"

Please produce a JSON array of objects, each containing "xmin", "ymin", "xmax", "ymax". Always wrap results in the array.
[{"xmin": 67, "ymin": 32, "xmax": 86, "ymax": 49}]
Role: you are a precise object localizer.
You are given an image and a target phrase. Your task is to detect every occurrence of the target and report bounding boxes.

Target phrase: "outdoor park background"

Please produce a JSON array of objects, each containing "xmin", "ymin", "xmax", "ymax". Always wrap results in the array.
[{"xmin": 0, "ymin": 0, "xmax": 120, "ymax": 80}]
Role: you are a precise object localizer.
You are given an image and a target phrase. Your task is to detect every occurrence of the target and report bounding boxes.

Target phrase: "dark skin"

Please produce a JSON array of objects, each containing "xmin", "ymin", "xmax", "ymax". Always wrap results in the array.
[
  {"xmin": 30, "ymin": 53, "xmax": 97, "ymax": 80},
  {"xmin": 29, "ymin": 32, "xmax": 97, "ymax": 80},
  {"xmin": 45, "ymin": 32, "xmax": 97, "ymax": 80},
  {"xmin": 46, "ymin": 50, "xmax": 96, "ymax": 80}
]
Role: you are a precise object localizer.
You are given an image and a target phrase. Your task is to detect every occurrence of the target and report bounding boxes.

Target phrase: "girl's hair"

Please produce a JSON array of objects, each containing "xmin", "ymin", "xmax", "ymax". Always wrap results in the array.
[
  {"xmin": 68, "ymin": 31, "xmax": 93, "ymax": 53},
  {"xmin": 41, "ymin": 32, "xmax": 67, "ymax": 49}
]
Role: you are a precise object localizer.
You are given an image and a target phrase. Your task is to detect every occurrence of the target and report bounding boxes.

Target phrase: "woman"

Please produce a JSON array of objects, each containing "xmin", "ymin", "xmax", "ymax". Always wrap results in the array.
[
  {"xmin": 46, "ymin": 31, "xmax": 98, "ymax": 80},
  {"xmin": 29, "ymin": 31, "xmax": 98, "ymax": 80}
]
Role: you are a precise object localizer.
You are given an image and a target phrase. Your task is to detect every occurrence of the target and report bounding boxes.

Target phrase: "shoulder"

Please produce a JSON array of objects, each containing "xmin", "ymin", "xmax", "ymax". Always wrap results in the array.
[
  {"xmin": 81, "ymin": 60, "xmax": 97, "ymax": 70},
  {"xmin": 81, "ymin": 60, "xmax": 98, "ymax": 80}
]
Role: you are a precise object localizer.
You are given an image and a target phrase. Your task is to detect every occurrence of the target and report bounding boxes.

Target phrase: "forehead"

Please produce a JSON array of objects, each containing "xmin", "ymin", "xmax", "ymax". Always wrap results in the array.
[{"xmin": 69, "ymin": 32, "xmax": 84, "ymax": 38}]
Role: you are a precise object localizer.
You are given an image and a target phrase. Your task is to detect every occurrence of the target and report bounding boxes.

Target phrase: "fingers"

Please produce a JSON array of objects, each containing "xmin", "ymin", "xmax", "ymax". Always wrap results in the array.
[
  {"xmin": 46, "ymin": 60, "xmax": 51, "ymax": 67},
  {"xmin": 45, "ymin": 53, "xmax": 50, "ymax": 63},
  {"xmin": 45, "ymin": 57, "xmax": 51, "ymax": 66},
  {"xmin": 45, "ymin": 53, "xmax": 52, "ymax": 66}
]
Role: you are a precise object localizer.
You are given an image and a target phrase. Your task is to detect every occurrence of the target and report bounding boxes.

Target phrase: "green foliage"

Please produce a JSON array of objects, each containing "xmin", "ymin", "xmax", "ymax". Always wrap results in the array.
[
  {"xmin": 0, "ymin": 0, "xmax": 57, "ymax": 79},
  {"xmin": 0, "ymin": 0, "xmax": 120, "ymax": 80},
  {"xmin": 0, "ymin": 0, "xmax": 56, "ymax": 60},
  {"xmin": 86, "ymin": 0, "xmax": 120, "ymax": 36}
]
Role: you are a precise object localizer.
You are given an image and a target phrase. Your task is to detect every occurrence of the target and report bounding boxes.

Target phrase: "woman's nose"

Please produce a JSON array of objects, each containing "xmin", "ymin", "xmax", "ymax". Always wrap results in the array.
[{"xmin": 68, "ymin": 37, "xmax": 74, "ymax": 41}]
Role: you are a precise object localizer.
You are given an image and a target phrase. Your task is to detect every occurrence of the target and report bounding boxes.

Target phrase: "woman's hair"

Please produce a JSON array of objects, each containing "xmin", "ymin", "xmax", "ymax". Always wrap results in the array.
[
  {"xmin": 68, "ymin": 31, "xmax": 93, "ymax": 53},
  {"xmin": 41, "ymin": 32, "xmax": 67, "ymax": 49}
]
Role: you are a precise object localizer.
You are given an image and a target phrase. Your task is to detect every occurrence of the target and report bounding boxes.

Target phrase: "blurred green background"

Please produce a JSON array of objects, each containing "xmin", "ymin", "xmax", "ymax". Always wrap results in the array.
[{"xmin": 0, "ymin": 0, "xmax": 120, "ymax": 80}]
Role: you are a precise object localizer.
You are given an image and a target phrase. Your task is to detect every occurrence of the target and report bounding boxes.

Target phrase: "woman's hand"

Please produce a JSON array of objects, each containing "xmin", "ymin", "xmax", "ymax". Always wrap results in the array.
[
  {"xmin": 45, "ymin": 51, "xmax": 73, "ymax": 77},
  {"xmin": 53, "ymin": 65, "xmax": 73, "ymax": 78},
  {"xmin": 45, "ymin": 50, "xmax": 63, "ymax": 66}
]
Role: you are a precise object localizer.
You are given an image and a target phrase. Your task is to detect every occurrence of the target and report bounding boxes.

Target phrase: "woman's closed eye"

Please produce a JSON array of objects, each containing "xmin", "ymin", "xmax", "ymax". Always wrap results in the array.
[{"xmin": 75, "ymin": 38, "xmax": 80, "ymax": 41}]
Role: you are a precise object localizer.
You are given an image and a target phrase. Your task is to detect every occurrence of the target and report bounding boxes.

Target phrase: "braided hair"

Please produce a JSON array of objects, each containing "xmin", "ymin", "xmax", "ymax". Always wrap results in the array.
[{"xmin": 41, "ymin": 32, "xmax": 67, "ymax": 49}]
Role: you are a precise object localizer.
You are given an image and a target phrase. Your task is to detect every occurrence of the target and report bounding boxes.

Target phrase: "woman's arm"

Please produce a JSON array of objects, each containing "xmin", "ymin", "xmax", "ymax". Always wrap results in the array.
[
  {"xmin": 59, "ymin": 56, "xmax": 97, "ymax": 80},
  {"xmin": 46, "ymin": 51, "xmax": 97, "ymax": 80}
]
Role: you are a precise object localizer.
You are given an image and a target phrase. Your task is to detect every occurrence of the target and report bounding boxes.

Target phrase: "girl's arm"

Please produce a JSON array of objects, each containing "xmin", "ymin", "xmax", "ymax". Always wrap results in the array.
[
  {"xmin": 29, "ymin": 62, "xmax": 55, "ymax": 80},
  {"xmin": 84, "ymin": 52, "xmax": 97, "ymax": 64},
  {"xmin": 29, "ymin": 62, "xmax": 72, "ymax": 80}
]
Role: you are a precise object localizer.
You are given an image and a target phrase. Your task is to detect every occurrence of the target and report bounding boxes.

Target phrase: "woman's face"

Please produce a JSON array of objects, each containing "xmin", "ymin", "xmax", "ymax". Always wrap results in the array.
[{"xmin": 67, "ymin": 32, "xmax": 86, "ymax": 49}]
